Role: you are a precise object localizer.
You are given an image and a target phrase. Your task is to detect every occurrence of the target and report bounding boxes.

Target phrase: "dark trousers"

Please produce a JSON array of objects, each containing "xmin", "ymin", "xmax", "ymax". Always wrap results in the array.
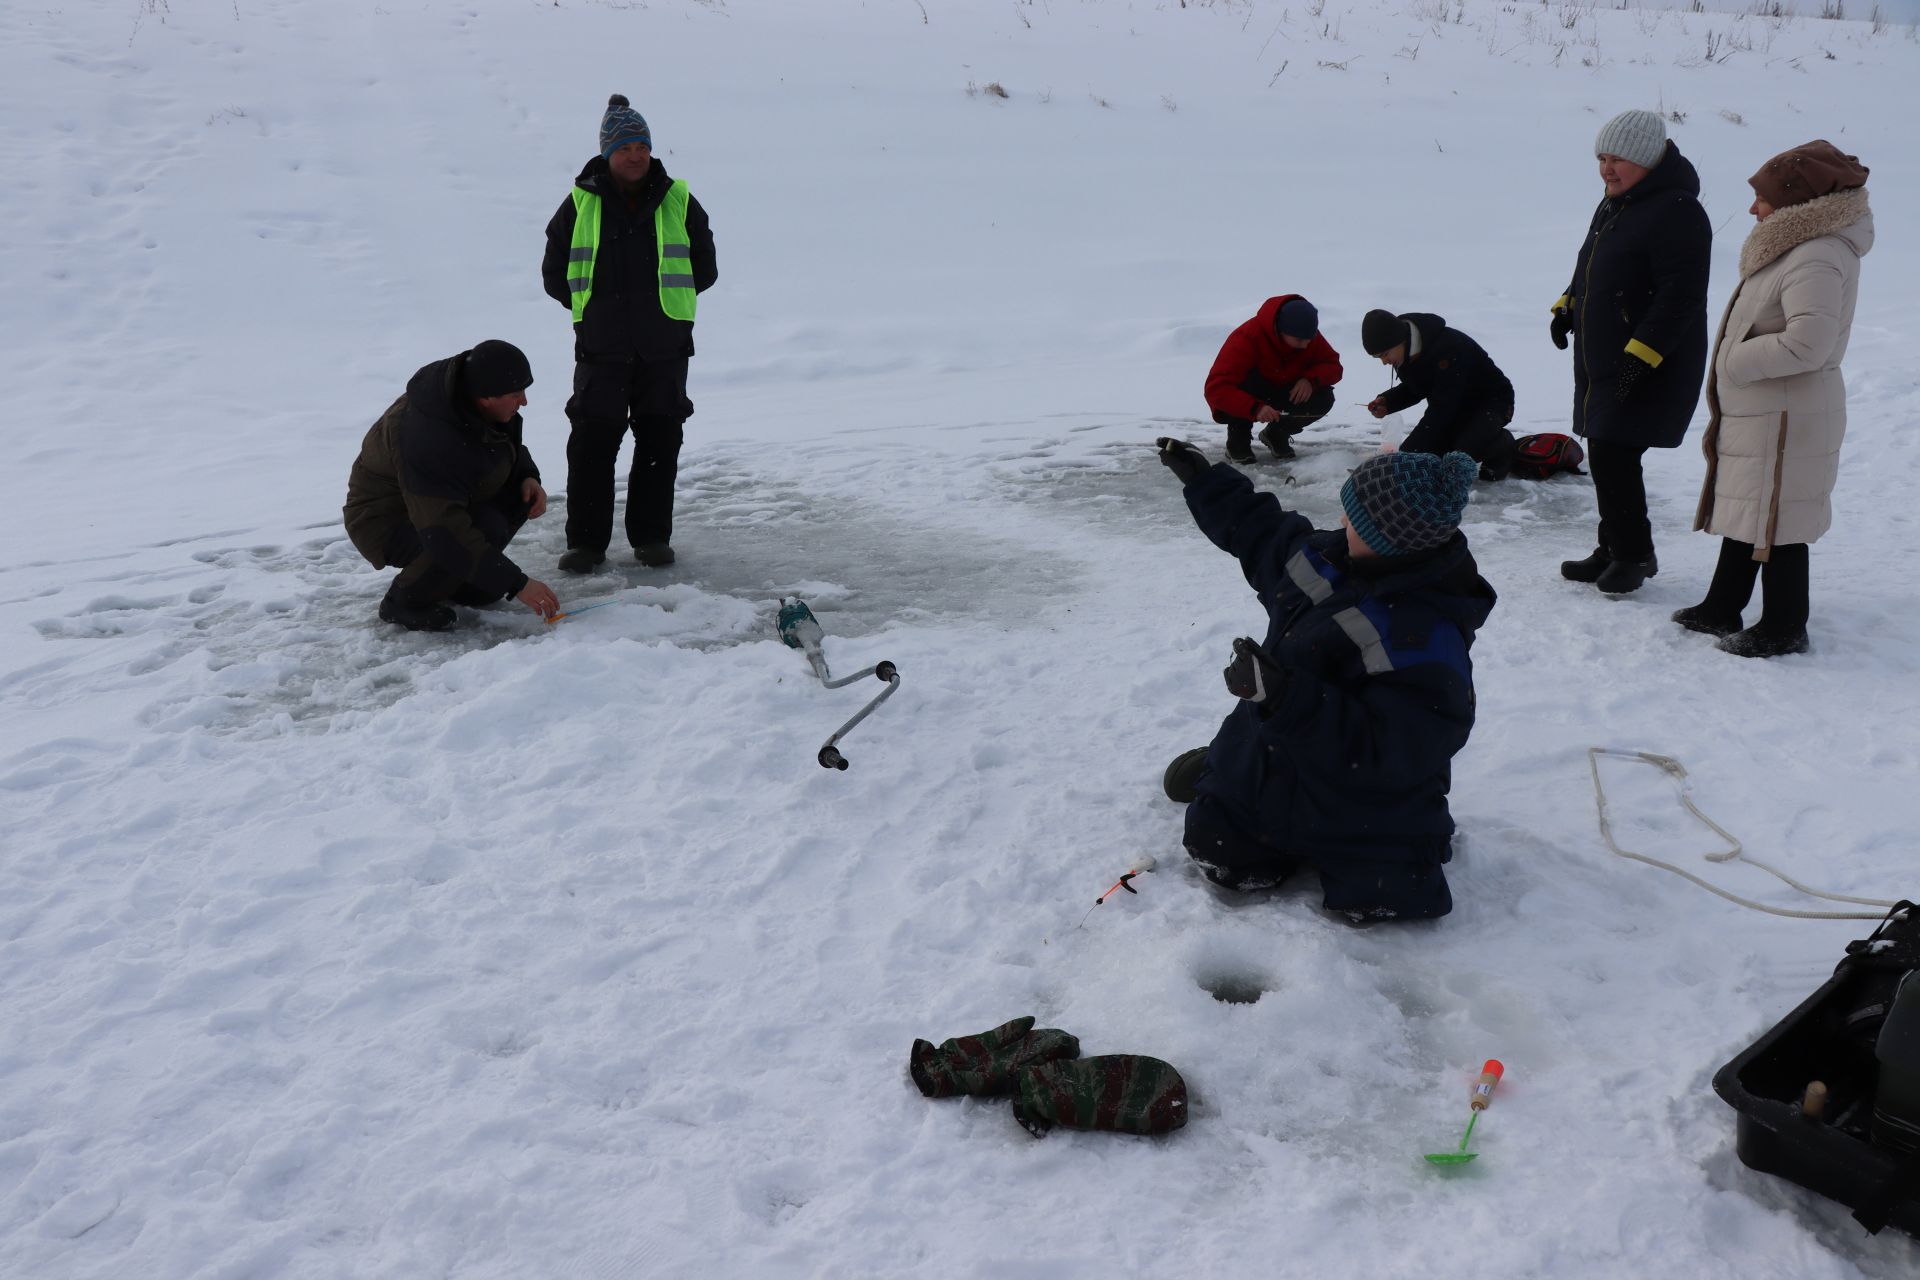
[
  {"xmin": 1700, "ymin": 537, "xmax": 1810, "ymax": 631},
  {"xmin": 1586, "ymin": 440, "xmax": 1653, "ymax": 562},
  {"xmin": 1183, "ymin": 794, "xmax": 1452, "ymax": 920},
  {"xmin": 564, "ymin": 355, "xmax": 692, "ymax": 553},
  {"xmin": 384, "ymin": 491, "xmax": 528, "ymax": 607},
  {"xmin": 1214, "ymin": 378, "xmax": 1336, "ymax": 455},
  {"xmin": 1404, "ymin": 402, "xmax": 1518, "ymax": 479}
]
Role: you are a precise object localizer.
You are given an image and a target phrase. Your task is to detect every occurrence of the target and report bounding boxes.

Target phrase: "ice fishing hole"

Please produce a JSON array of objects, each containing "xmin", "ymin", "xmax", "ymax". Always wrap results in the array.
[{"xmin": 1198, "ymin": 971, "xmax": 1268, "ymax": 1005}]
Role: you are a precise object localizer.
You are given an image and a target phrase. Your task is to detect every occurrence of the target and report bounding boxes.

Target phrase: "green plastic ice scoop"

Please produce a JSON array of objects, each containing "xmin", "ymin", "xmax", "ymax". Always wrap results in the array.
[{"xmin": 1425, "ymin": 1059, "xmax": 1504, "ymax": 1165}]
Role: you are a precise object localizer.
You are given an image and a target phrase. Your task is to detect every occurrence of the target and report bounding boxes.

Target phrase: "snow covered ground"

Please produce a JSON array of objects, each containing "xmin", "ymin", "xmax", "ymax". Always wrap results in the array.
[{"xmin": 5, "ymin": 0, "xmax": 1920, "ymax": 1275}]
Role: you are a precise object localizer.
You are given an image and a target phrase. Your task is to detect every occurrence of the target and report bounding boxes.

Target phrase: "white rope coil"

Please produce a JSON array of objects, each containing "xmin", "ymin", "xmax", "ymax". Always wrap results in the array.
[{"xmin": 1587, "ymin": 747, "xmax": 1899, "ymax": 921}]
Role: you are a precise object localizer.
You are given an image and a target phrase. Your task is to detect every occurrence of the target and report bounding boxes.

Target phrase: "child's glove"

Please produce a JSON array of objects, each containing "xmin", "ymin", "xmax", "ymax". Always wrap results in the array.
[
  {"xmin": 910, "ymin": 1017, "xmax": 1081, "ymax": 1098},
  {"xmin": 1012, "ymin": 1055, "xmax": 1190, "ymax": 1137},
  {"xmin": 1155, "ymin": 437, "xmax": 1210, "ymax": 486}
]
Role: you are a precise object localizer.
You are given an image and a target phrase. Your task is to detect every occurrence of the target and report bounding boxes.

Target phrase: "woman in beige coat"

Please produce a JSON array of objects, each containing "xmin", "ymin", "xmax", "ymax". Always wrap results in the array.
[{"xmin": 1676, "ymin": 140, "xmax": 1872, "ymax": 657}]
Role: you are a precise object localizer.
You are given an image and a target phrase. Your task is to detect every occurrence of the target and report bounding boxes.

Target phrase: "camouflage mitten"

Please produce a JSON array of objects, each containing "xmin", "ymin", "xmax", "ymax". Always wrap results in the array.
[
  {"xmin": 909, "ymin": 1016, "xmax": 1081, "ymax": 1099},
  {"xmin": 1012, "ymin": 1055, "xmax": 1189, "ymax": 1137}
]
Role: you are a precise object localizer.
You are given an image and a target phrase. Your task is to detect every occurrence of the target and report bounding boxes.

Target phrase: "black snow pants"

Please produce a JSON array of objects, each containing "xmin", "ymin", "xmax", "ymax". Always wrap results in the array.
[
  {"xmin": 564, "ymin": 354, "xmax": 692, "ymax": 553},
  {"xmin": 1182, "ymin": 793, "xmax": 1453, "ymax": 921},
  {"xmin": 1402, "ymin": 402, "xmax": 1518, "ymax": 480}
]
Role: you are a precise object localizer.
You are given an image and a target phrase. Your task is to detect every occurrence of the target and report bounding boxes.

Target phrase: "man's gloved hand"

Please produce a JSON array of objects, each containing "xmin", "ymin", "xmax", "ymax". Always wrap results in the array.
[
  {"xmin": 1615, "ymin": 351, "xmax": 1651, "ymax": 402},
  {"xmin": 1155, "ymin": 437, "xmax": 1210, "ymax": 485},
  {"xmin": 1550, "ymin": 310, "xmax": 1573, "ymax": 350}
]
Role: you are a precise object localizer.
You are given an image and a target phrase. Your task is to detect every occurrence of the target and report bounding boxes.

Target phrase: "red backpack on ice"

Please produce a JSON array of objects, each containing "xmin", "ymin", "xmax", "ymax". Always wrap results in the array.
[{"xmin": 1511, "ymin": 433, "xmax": 1586, "ymax": 479}]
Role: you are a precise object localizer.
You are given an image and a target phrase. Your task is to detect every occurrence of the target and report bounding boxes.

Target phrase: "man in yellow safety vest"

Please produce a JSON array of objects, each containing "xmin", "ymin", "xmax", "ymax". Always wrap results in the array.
[{"xmin": 542, "ymin": 94, "xmax": 718, "ymax": 572}]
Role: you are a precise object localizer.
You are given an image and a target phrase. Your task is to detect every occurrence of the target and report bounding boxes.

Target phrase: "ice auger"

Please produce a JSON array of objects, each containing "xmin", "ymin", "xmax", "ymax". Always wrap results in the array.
[{"xmin": 776, "ymin": 597, "xmax": 900, "ymax": 770}]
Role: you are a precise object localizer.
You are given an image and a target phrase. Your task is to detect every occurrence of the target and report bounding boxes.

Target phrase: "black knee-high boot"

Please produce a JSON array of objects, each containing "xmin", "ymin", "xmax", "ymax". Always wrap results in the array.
[
  {"xmin": 1758, "ymin": 543, "xmax": 1810, "ymax": 633},
  {"xmin": 1719, "ymin": 543, "xmax": 1811, "ymax": 657},
  {"xmin": 1672, "ymin": 538, "xmax": 1758, "ymax": 636}
]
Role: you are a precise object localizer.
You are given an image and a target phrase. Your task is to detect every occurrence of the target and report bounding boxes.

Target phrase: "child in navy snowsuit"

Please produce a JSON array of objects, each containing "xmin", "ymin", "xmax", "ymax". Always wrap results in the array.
[{"xmin": 1155, "ymin": 441, "xmax": 1496, "ymax": 921}]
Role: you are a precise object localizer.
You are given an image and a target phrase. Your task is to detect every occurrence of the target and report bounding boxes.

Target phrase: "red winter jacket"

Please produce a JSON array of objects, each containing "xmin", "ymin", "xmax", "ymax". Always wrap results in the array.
[{"xmin": 1204, "ymin": 295, "xmax": 1345, "ymax": 421}]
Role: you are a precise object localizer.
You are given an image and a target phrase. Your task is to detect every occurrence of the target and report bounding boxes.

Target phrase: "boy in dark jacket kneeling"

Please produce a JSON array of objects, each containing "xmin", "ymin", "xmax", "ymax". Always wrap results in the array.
[
  {"xmin": 1155, "ymin": 441, "xmax": 1496, "ymax": 921},
  {"xmin": 1361, "ymin": 309, "xmax": 1517, "ymax": 481}
]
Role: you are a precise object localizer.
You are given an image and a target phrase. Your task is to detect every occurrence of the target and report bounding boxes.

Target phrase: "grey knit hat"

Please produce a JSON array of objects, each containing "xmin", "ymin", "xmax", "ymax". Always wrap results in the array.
[
  {"xmin": 1340, "ymin": 451, "xmax": 1477, "ymax": 557},
  {"xmin": 1594, "ymin": 109, "xmax": 1667, "ymax": 169},
  {"xmin": 600, "ymin": 94, "xmax": 651, "ymax": 158}
]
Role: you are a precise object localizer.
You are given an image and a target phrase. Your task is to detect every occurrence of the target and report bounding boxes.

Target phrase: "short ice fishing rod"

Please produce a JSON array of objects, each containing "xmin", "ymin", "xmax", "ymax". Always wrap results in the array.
[
  {"xmin": 1425, "ymin": 1059, "xmax": 1504, "ymax": 1166},
  {"xmin": 775, "ymin": 597, "xmax": 901, "ymax": 770}
]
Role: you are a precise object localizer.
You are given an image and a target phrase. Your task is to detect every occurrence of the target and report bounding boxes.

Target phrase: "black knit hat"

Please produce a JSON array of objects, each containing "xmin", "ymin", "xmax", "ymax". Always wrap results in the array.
[
  {"xmin": 1361, "ymin": 310, "xmax": 1409, "ymax": 356},
  {"xmin": 461, "ymin": 340, "xmax": 534, "ymax": 398}
]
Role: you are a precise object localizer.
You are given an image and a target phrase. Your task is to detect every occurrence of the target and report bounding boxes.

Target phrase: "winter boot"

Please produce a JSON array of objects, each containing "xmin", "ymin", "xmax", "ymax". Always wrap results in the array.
[
  {"xmin": 634, "ymin": 542, "xmax": 676, "ymax": 568},
  {"xmin": 1596, "ymin": 552, "xmax": 1658, "ymax": 595},
  {"xmin": 1717, "ymin": 623, "xmax": 1810, "ymax": 658},
  {"xmin": 557, "ymin": 547, "xmax": 606, "ymax": 575},
  {"xmin": 1560, "ymin": 546, "xmax": 1611, "ymax": 583},
  {"xmin": 378, "ymin": 590, "xmax": 456, "ymax": 633},
  {"xmin": 1162, "ymin": 748, "xmax": 1210, "ymax": 803},
  {"xmin": 1224, "ymin": 421, "xmax": 1256, "ymax": 465},
  {"xmin": 1257, "ymin": 423, "xmax": 1296, "ymax": 460},
  {"xmin": 1671, "ymin": 604, "xmax": 1742, "ymax": 637}
]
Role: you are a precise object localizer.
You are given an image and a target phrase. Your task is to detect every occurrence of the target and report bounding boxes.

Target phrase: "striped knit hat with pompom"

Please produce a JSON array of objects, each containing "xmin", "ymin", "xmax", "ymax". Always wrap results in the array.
[
  {"xmin": 600, "ymin": 94, "xmax": 651, "ymax": 158},
  {"xmin": 1340, "ymin": 451, "xmax": 1477, "ymax": 557}
]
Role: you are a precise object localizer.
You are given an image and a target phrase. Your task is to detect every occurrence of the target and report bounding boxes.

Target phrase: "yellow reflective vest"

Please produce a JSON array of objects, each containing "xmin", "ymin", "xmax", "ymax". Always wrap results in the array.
[{"xmin": 565, "ymin": 179, "xmax": 697, "ymax": 325}]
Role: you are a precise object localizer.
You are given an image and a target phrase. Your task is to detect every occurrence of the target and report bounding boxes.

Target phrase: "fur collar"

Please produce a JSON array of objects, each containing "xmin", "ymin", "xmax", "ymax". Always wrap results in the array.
[{"xmin": 1739, "ymin": 186, "xmax": 1871, "ymax": 279}]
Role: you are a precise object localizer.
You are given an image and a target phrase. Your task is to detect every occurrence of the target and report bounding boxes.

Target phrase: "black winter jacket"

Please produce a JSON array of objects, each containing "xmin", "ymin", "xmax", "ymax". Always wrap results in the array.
[
  {"xmin": 1376, "ymin": 312, "xmax": 1514, "ymax": 455},
  {"xmin": 1182, "ymin": 463, "xmax": 1496, "ymax": 869},
  {"xmin": 1561, "ymin": 142, "xmax": 1712, "ymax": 448},
  {"xmin": 542, "ymin": 157, "xmax": 718, "ymax": 361},
  {"xmin": 343, "ymin": 354, "xmax": 540, "ymax": 600}
]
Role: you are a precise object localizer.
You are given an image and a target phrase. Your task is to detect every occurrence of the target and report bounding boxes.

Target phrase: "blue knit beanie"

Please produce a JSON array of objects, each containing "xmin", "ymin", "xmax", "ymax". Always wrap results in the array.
[
  {"xmin": 1340, "ymin": 451, "xmax": 1477, "ymax": 556},
  {"xmin": 600, "ymin": 94, "xmax": 651, "ymax": 158},
  {"xmin": 1276, "ymin": 298, "xmax": 1319, "ymax": 341}
]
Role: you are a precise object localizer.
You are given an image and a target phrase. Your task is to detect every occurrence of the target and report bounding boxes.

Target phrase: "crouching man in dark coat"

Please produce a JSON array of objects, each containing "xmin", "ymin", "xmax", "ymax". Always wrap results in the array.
[
  {"xmin": 343, "ymin": 341, "xmax": 560, "ymax": 631},
  {"xmin": 1155, "ymin": 442, "xmax": 1496, "ymax": 922}
]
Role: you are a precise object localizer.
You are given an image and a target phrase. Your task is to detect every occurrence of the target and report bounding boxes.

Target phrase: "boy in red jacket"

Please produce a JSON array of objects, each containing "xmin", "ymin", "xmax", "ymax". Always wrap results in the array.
[{"xmin": 1204, "ymin": 295, "xmax": 1344, "ymax": 463}]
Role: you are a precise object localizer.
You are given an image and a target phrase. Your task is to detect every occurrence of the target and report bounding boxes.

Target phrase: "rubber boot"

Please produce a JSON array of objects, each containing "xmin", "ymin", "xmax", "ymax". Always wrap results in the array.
[
  {"xmin": 1560, "ymin": 546, "xmax": 1610, "ymax": 583},
  {"xmin": 1596, "ymin": 552, "xmax": 1658, "ymax": 595},
  {"xmin": 1162, "ymin": 748, "xmax": 1210, "ymax": 803}
]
